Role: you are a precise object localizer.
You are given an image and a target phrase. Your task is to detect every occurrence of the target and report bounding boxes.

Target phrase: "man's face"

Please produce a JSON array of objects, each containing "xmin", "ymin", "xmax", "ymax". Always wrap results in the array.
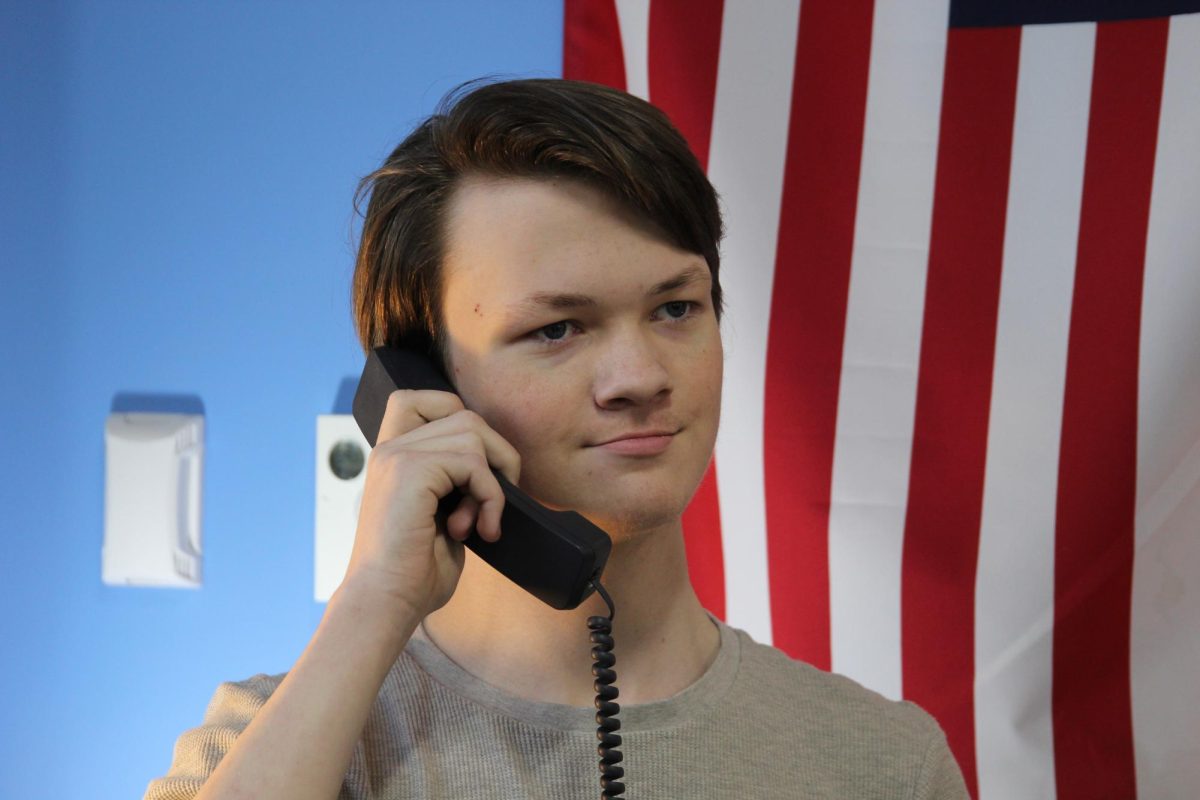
[{"xmin": 440, "ymin": 175, "xmax": 723, "ymax": 540}]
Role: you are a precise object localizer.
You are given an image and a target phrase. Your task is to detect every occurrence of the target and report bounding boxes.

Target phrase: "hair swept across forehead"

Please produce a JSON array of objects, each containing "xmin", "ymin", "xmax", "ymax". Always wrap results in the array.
[{"xmin": 351, "ymin": 77, "xmax": 724, "ymax": 363}]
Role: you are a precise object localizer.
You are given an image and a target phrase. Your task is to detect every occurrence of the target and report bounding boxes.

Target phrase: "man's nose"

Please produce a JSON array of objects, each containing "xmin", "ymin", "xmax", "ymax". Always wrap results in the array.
[{"xmin": 592, "ymin": 328, "xmax": 671, "ymax": 408}]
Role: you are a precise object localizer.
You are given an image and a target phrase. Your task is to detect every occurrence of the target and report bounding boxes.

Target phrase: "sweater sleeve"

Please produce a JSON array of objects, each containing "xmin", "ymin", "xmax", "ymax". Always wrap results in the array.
[
  {"xmin": 912, "ymin": 722, "xmax": 971, "ymax": 800},
  {"xmin": 142, "ymin": 674, "xmax": 282, "ymax": 800}
]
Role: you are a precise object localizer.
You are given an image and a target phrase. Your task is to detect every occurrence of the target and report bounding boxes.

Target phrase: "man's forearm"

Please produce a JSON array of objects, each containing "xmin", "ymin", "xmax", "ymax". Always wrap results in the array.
[{"xmin": 194, "ymin": 582, "xmax": 419, "ymax": 800}]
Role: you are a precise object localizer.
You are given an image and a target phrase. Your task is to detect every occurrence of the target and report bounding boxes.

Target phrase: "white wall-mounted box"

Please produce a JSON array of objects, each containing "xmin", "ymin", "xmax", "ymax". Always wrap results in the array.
[
  {"xmin": 103, "ymin": 413, "xmax": 204, "ymax": 587},
  {"xmin": 314, "ymin": 414, "xmax": 369, "ymax": 601}
]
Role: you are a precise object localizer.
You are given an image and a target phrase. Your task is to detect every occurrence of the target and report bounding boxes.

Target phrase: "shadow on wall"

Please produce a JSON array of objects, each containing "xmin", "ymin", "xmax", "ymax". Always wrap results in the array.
[
  {"xmin": 333, "ymin": 377, "xmax": 357, "ymax": 414},
  {"xmin": 111, "ymin": 392, "xmax": 206, "ymax": 416}
]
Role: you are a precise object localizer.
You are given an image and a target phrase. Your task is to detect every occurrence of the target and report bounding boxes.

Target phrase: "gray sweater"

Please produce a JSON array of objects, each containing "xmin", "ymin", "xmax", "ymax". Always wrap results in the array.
[{"xmin": 145, "ymin": 614, "xmax": 968, "ymax": 799}]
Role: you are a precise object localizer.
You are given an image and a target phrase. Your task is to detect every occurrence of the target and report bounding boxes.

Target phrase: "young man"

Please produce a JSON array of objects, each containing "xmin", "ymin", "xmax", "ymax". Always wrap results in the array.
[{"xmin": 145, "ymin": 79, "xmax": 968, "ymax": 800}]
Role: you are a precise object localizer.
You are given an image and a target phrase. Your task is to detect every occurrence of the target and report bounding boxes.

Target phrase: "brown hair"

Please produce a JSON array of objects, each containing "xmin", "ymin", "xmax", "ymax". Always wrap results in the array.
[{"xmin": 351, "ymin": 78, "xmax": 724, "ymax": 366}]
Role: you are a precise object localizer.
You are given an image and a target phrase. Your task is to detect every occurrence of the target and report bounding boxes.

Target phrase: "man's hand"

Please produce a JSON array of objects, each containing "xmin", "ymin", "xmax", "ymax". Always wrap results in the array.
[{"xmin": 342, "ymin": 388, "xmax": 522, "ymax": 620}]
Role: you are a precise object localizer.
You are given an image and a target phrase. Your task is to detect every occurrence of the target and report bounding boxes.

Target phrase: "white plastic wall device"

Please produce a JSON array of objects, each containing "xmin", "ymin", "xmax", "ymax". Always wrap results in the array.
[
  {"xmin": 314, "ymin": 414, "xmax": 369, "ymax": 601},
  {"xmin": 103, "ymin": 412, "xmax": 204, "ymax": 587}
]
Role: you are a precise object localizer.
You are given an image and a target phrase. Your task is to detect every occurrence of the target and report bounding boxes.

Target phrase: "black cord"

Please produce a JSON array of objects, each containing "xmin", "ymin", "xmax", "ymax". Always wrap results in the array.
[{"xmin": 588, "ymin": 579, "xmax": 625, "ymax": 799}]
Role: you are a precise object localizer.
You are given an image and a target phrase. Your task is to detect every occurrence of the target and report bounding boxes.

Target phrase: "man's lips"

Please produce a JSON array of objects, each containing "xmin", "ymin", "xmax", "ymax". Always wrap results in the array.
[
  {"xmin": 588, "ymin": 430, "xmax": 679, "ymax": 456},
  {"xmin": 590, "ymin": 429, "xmax": 678, "ymax": 446}
]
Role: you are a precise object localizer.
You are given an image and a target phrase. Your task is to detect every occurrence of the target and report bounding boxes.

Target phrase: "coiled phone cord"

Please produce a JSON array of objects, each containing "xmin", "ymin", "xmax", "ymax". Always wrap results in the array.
[{"xmin": 588, "ymin": 579, "xmax": 625, "ymax": 799}]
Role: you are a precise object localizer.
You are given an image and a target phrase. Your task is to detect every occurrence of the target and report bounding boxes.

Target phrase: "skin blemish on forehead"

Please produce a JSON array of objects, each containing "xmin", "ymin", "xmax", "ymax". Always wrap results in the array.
[{"xmin": 474, "ymin": 303, "xmax": 482, "ymax": 315}]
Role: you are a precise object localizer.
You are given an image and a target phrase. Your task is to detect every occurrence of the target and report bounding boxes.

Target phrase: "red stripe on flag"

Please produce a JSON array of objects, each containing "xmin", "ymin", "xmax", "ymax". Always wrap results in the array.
[
  {"xmin": 901, "ymin": 26, "xmax": 1021, "ymax": 798},
  {"xmin": 647, "ymin": 0, "xmax": 727, "ymax": 619},
  {"xmin": 563, "ymin": 0, "xmax": 626, "ymax": 89},
  {"xmin": 1052, "ymin": 18, "xmax": 1167, "ymax": 800},
  {"xmin": 682, "ymin": 462, "xmax": 725, "ymax": 619},
  {"xmin": 647, "ymin": 0, "xmax": 724, "ymax": 169},
  {"xmin": 763, "ymin": 0, "xmax": 875, "ymax": 670}
]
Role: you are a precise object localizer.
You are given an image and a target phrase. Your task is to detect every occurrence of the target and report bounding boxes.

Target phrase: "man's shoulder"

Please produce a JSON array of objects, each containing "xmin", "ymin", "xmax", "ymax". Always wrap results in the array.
[
  {"xmin": 196, "ymin": 671, "xmax": 287, "ymax": 725},
  {"xmin": 727, "ymin": 625, "xmax": 941, "ymax": 743},
  {"xmin": 705, "ymin": 623, "xmax": 970, "ymax": 798}
]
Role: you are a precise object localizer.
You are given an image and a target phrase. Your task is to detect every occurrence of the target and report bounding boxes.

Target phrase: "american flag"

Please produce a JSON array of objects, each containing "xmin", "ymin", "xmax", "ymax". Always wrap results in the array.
[{"xmin": 564, "ymin": 1, "xmax": 1200, "ymax": 798}]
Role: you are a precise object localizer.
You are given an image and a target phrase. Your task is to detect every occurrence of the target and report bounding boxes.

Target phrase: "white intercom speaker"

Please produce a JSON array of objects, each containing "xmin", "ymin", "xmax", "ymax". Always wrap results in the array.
[
  {"xmin": 314, "ymin": 415, "xmax": 369, "ymax": 601},
  {"xmin": 103, "ymin": 412, "xmax": 204, "ymax": 587}
]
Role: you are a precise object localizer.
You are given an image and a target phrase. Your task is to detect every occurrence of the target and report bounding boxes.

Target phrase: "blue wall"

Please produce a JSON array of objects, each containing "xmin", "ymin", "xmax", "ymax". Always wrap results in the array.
[{"xmin": 0, "ymin": 2, "xmax": 561, "ymax": 797}]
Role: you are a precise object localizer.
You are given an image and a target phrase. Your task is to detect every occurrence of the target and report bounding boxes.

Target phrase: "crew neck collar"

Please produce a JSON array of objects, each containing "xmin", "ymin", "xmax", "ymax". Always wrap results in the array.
[{"xmin": 401, "ymin": 610, "xmax": 741, "ymax": 733}]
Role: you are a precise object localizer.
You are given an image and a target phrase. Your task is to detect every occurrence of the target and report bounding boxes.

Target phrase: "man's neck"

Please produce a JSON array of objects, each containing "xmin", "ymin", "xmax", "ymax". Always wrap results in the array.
[{"xmin": 417, "ymin": 521, "xmax": 721, "ymax": 708}]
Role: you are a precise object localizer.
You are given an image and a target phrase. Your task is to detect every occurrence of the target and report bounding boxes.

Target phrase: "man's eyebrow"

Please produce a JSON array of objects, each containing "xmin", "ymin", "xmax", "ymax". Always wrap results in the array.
[
  {"xmin": 647, "ymin": 264, "xmax": 709, "ymax": 296},
  {"xmin": 510, "ymin": 265, "xmax": 710, "ymax": 312}
]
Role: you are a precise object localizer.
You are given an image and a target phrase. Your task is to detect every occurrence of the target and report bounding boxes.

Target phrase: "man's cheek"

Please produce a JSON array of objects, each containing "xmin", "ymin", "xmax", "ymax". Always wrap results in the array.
[
  {"xmin": 490, "ymin": 405, "xmax": 564, "ymax": 479},
  {"xmin": 474, "ymin": 396, "xmax": 532, "ymax": 447}
]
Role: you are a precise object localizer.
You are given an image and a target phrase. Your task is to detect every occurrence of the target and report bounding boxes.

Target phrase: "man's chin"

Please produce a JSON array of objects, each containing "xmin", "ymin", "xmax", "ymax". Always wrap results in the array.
[
  {"xmin": 573, "ymin": 496, "xmax": 686, "ymax": 541},
  {"xmin": 521, "ymin": 472, "xmax": 693, "ymax": 535}
]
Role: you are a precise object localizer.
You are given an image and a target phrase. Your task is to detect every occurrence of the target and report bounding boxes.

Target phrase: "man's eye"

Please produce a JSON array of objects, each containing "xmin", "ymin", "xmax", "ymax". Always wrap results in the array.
[
  {"xmin": 659, "ymin": 300, "xmax": 700, "ymax": 320},
  {"xmin": 531, "ymin": 320, "xmax": 577, "ymax": 344},
  {"xmin": 540, "ymin": 321, "xmax": 570, "ymax": 340}
]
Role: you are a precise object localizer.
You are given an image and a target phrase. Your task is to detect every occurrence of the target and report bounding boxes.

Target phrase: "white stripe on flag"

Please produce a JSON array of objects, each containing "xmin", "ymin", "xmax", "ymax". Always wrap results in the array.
[
  {"xmin": 707, "ymin": 0, "xmax": 802, "ymax": 642},
  {"xmin": 1133, "ymin": 11, "xmax": 1200, "ymax": 799},
  {"xmin": 614, "ymin": 0, "xmax": 650, "ymax": 100},
  {"xmin": 973, "ymin": 21, "xmax": 1095, "ymax": 800},
  {"xmin": 827, "ymin": 0, "xmax": 949, "ymax": 702}
]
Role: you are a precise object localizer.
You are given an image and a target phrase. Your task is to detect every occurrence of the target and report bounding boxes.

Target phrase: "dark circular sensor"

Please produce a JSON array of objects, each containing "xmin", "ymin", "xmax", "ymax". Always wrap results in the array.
[{"xmin": 329, "ymin": 440, "xmax": 366, "ymax": 480}]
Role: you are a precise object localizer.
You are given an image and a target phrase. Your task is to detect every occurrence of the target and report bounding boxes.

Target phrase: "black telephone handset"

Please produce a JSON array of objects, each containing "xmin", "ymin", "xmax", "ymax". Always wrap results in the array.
[
  {"xmin": 353, "ymin": 344, "xmax": 627, "ymax": 798},
  {"xmin": 352, "ymin": 345, "xmax": 613, "ymax": 610}
]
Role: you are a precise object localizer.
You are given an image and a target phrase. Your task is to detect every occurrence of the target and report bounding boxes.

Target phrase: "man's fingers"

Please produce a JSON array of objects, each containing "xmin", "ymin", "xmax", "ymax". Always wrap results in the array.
[
  {"xmin": 433, "ymin": 453, "xmax": 504, "ymax": 543},
  {"xmin": 389, "ymin": 410, "xmax": 522, "ymax": 487},
  {"xmin": 377, "ymin": 389, "xmax": 465, "ymax": 444},
  {"xmin": 447, "ymin": 496, "xmax": 479, "ymax": 542},
  {"xmin": 369, "ymin": 392, "xmax": 514, "ymax": 546}
]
